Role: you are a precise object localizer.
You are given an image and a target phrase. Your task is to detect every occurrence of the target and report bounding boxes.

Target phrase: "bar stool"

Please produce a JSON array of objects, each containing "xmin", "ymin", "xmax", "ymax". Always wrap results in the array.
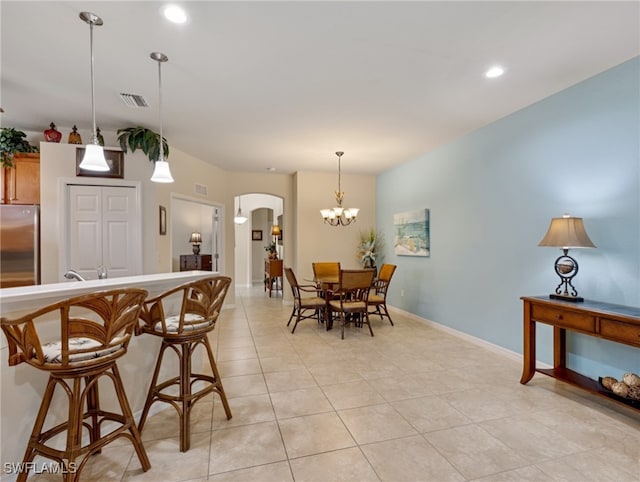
[
  {"xmin": 137, "ymin": 276, "xmax": 232, "ymax": 452},
  {"xmin": 0, "ymin": 288, "xmax": 151, "ymax": 482}
]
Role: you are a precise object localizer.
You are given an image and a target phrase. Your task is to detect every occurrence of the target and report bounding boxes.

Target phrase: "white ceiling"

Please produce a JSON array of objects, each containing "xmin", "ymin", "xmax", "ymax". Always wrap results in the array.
[{"xmin": 2, "ymin": 1, "xmax": 638, "ymax": 175}]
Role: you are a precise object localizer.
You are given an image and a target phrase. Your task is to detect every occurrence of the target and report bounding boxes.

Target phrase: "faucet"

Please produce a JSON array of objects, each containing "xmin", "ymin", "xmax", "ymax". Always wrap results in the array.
[{"xmin": 64, "ymin": 270, "xmax": 86, "ymax": 282}]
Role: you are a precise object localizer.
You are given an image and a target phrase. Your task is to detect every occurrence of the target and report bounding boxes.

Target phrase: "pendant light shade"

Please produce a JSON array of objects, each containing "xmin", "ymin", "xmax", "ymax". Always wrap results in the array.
[
  {"xmin": 234, "ymin": 197, "xmax": 248, "ymax": 224},
  {"xmin": 78, "ymin": 12, "xmax": 109, "ymax": 172},
  {"xmin": 150, "ymin": 51, "xmax": 174, "ymax": 183},
  {"xmin": 150, "ymin": 160, "xmax": 174, "ymax": 183}
]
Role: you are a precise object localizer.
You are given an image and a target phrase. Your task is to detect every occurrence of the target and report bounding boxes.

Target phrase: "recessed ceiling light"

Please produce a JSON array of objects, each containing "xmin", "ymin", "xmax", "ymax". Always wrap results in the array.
[
  {"xmin": 266, "ymin": 167, "xmax": 276, "ymax": 172},
  {"xmin": 485, "ymin": 66, "xmax": 505, "ymax": 78},
  {"xmin": 164, "ymin": 5, "xmax": 187, "ymax": 24}
]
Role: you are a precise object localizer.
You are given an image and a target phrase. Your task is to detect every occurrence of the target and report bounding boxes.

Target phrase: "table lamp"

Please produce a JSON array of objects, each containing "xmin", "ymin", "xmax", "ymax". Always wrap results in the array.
[
  {"xmin": 189, "ymin": 232, "xmax": 202, "ymax": 255},
  {"xmin": 538, "ymin": 214, "xmax": 595, "ymax": 302},
  {"xmin": 271, "ymin": 225, "xmax": 281, "ymax": 243}
]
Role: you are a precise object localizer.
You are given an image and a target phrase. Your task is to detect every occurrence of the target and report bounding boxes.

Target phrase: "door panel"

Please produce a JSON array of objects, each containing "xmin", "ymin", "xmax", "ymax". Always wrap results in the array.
[{"xmin": 68, "ymin": 185, "xmax": 138, "ymax": 280}]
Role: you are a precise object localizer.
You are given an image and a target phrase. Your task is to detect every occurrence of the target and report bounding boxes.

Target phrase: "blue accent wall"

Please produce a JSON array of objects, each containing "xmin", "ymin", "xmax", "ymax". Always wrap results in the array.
[{"xmin": 377, "ymin": 57, "xmax": 640, "ymax": 380}]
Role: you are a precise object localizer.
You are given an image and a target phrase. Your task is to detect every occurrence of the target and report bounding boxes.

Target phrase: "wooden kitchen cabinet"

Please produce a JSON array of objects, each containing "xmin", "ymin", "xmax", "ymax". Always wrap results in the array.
[{"xmin": 2, "ymin": 153, "xmax": 40, "ymax": 204}]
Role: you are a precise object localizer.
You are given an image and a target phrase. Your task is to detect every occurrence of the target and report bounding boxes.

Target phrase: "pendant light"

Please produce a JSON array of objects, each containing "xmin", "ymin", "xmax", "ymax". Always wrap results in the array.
[
  {"xmin": 150, "ymin": 52, "xmax": 174, "ymax": 183},
  {"xmin": 78, "ymin": 12, "xmax": 109, "ymax": 172},
  {"xmin": 234, "ymin": 196, "xmax": 248, "ymax": 224}
]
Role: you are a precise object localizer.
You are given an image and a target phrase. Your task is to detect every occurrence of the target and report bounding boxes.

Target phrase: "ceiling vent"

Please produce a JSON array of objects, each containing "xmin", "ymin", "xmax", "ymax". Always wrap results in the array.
[{"xmin": 119, "ymin": 93, "xmax": 148, "ymax": 108}]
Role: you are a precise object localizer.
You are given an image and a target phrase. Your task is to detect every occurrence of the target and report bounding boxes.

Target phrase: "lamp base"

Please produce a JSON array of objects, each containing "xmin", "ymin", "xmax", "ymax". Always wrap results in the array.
[{"xmin": 549, "ymin": 293, "xmax": 584, "ymax": 302}]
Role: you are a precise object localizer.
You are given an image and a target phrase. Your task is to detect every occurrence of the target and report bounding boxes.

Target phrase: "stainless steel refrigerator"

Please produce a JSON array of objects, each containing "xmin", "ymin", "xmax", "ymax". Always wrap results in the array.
[{"xmin": 0, "ymin": 204, "xmax": 40, "ymax": 288}]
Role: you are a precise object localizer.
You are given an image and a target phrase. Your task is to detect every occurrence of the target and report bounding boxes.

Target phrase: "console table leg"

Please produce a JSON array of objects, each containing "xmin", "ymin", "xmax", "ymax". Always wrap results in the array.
[
  {"xmin": 553, "ymin": 326, "xmax": 566, "ymax": 369},
  {"xmin": 520, "ymin": 302, "xmax": 536, "ymax": 384}
]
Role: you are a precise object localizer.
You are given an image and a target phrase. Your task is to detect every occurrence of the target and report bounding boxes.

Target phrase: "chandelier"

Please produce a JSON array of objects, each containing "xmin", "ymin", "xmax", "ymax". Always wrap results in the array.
[{"xmin": 320, "ymin": 151, "xmax": 359, "ymax": 226}]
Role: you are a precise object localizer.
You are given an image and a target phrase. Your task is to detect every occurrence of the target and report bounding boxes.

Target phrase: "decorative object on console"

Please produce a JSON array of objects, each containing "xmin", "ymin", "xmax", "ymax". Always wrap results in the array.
[
  {"xmin": 78, "ymin": 12, "xmax": 110, "ymax": 172},
  {"xmin": 538, "ymin": 213, "xmax": 595, "ymax": 302},
  {"xmin": 189, "ymin": 232, "xmax": 202, "ymax": 255},
  {"xmin": 149, "ymin": 52, "xmax": 174, "ymax": 183},
  {"xmin": 68, "ymin": 125, "xmax": 82, "ymax": 144},
  {"xmin": 393, "ymin": 209, "xmax": 430, "ymax": 257},
  {"xmin": 0, "ymin": 127, "xmax": 39, "ymax": 167},
  {"xmin": 44, "ymin": 122, "xmax": 62, "ymax": 143},
  {"xmin": 234, "ymin": 196, "xmax": 248, "ymax": 224},
  {"xmin": 264, "ymin": 242, "xmax": 278, "ymax": 260},
  {"xmin": 320, "ymin": 151, "xmax": 359, "ymax": 226},
  {"xmin": 96, "ymin": 126, "xmax": 105, "ymax": 146}
]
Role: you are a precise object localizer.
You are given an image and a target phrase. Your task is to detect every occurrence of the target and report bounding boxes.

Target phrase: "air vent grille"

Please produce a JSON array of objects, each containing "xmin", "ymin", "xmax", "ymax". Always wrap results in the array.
[
  {"xmin": 195, "ymin": 184, "xmax": 208, "ymax": 196},
  {"xmin": 119, "ymin": 93, "xmax": 148, "ymax": 108}
]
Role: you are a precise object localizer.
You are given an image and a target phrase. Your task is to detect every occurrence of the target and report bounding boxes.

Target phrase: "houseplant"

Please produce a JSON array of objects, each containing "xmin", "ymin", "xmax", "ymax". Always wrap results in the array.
[
  {"xmin": 116, "ymin": 126, "xmax": 169, "ymax": 162},
  {"xmin": 264, "ymin": 242, "xmax": 278, "ymax": 260},
  {"xmin": 0, "ymin": 128, "xmax": 39, "ymax": 167},
  {"xmin": 357, "ymin": 228, "xmax": 384, "ymax": 270}
]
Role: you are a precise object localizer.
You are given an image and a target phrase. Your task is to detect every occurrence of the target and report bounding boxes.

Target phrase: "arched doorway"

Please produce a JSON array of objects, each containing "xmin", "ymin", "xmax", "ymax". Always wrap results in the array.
[{"xmin": 234, "ymin": 193, "xmax": 283, "ymax": 288}]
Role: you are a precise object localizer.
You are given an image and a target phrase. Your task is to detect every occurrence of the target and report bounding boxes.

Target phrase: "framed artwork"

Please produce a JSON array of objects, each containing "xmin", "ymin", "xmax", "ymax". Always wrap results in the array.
[
  {"xmin": 393, "ymin": 209, "xmax": 430, "ymax": 257},
  {"xmin": 278, "ymin": 228, "xmax": 283, "ymax": 244},
  {"xmin": 252, "ymin": 230, "xmax": 263, "ymax": 241},
  {"xmin": 159, "ymin": 206, "xmax": 167, "ymax": 235},
  {"xmin": 76, "ymin": 147, "xmax": 124, "ymax": 178}
]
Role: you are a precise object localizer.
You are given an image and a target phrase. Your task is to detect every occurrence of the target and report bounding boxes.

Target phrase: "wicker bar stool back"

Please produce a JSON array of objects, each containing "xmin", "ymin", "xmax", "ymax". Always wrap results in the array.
[{"xmin": 0, "ymin": 288, "xmax": 150, "ymax": 482}]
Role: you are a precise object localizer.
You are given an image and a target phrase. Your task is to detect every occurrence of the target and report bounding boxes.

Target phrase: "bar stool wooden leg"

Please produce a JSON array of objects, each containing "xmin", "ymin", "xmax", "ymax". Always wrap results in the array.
[
  {"xmin": 137, "ymin": 342, "xmax": 169, "ymax": 434},
  {"xmin": 111, "ymin": 364, "xmax": 151, "ymax": 471},
  {"xmin": 180, "ymin": 342, "xmax": 192, "ymax": 452},
  {"xmin": 204, "ymin": 337, "xmax": 232, "ymax": 419}
]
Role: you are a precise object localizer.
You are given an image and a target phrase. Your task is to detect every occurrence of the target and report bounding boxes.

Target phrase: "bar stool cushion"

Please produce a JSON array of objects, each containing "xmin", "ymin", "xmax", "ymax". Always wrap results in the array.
[
  {"xmin": 152, "ymin": 313, "xmax": 213, "ymax": 333},
  {"xmin": 41, "ymin": 336, "xmax": 127, "ymax": 364}
]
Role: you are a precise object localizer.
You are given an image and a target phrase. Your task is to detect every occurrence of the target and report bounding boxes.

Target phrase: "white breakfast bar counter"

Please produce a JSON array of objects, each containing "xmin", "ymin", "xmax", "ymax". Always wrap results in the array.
[{"xmin": 0, "ymin": 271, "xmax": 213, "ymax": 478}]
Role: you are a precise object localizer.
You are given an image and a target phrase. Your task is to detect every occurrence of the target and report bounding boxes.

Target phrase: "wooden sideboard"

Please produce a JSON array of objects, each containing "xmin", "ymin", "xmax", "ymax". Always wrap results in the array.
[
  {"xmin": 179, "ymin": 254, "xmax": 212, "ymax": 271},
  {"xmin": 264, "ymin": 258, "xmax": 283, "ymax": 297},
  {"xmin": 520, "ymin": 296, "xmax": 640, "ymax": 410}
]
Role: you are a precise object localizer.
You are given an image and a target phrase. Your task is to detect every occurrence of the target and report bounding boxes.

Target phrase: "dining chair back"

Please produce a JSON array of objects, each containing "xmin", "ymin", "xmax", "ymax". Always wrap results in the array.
[
  {"xmin": 137, "ymin": 276, "xmax": 232, "ymax": 452},
  {"xmin": 328, "ymin": 269, "xmax": 376, "ymax": 339},
  {"xmin": 369, "ymin": 263, "xmax": 397, "ymax": 325},
  {"xmin": 284, "ymin": 267, "xmax": 326, "ymax": 333},
  {"xmin": 312, "ymin": 261, "xmax": 341, "ymax": 291},
  {"xmin": 0, "ymin": 288, "xmax": 151, "ymax": 481}
]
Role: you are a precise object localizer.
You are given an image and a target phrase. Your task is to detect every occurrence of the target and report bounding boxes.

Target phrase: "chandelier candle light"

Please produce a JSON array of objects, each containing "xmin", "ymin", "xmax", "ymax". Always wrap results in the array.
[
  {"xmin": 150, "ymin": 52, "xmax": 174, "ymax": 183},
  {"xmin": 320, "ymin": 151, "xmax": 359, "ymax": 226},
  {"xmin": 538, "ymin": 213, "xmax": 596, "ymax": 302},
  {"xmin": 78, "ymin": 12, "xmax": 109, "ymax": 172}
]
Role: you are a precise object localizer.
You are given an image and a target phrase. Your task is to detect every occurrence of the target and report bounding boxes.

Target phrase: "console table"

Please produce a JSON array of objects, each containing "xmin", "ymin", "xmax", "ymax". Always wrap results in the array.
[
  {"xmin": 520, "ymin": 296, "xmax": 640, "ymax": 410},
  {"xmin": 180, "ymin": 254, "xmax": 212, "ymax": 271},
  {"xmin": 264, "ymin": 259, "xmax": 283, "ymax": 297}
]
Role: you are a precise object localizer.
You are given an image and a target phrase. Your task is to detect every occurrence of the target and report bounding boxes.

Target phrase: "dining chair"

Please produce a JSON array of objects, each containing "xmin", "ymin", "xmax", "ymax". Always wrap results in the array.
[
  {"xmin": 137, "ymin": 276, "xmax": 232, "ymax": 452},
  {"xmin": 312, "ymin": 261, "xmax": 341, "ymax": 292},
  {"xmin": 328, "ymin": 269, "xmax": 376, "ymax": 339},
  {"xmin": 284, "ymin": 267, "xmax": 326, "ymax": 333},
  {"xmin": 0, "ymin": 288, "xmax": 151, "ymax": 482},
  {"xmin": 368, "ymin": 263, "xmax": 397, "ymax": 325}
]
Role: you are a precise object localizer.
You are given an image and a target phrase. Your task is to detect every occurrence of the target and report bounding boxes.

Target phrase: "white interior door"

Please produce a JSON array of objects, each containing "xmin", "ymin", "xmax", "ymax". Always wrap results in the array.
[{"xmin": 68, "ymin": 185, "xmax": 139, "ymax": 280}]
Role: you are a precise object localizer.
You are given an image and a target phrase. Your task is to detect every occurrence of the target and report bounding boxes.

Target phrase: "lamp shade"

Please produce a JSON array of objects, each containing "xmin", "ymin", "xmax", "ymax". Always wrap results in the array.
[
  {"xmin": 538, "ymin": 215, "xmax": 596, "ymax": 249},
  {"xmin": 79, "ymin": 143, "xmax": 110, "ymax": 171},
  {"xmin": 189, "ymin": 232, "xmax": 202, "ymax": 244},
  {"xmin": 150, "ymin": 160, "xmax": 174, "ymax": 183},
  {"xmin": 271, "ymin": 225, "xmax": 281, "ymax": 236}
]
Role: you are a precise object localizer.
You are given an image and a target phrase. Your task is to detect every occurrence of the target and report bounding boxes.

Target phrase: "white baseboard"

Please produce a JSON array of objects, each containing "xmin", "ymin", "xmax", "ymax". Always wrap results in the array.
[{"xmin": 387, "ymin": 305, "xmax": 551, "ymax": 369}]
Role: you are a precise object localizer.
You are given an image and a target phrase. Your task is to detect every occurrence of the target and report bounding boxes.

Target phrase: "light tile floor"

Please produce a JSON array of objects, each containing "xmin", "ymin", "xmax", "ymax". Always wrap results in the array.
[{"xmin": 28, "ymin": 285, "xmax": 640, "ymax": 481}]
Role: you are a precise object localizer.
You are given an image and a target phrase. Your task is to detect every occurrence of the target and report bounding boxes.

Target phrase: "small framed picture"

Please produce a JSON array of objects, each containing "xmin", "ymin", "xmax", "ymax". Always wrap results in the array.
[
  {"xmin": 76, "ymin": 147, "xmax": 124, "ymax": 178},
  {"xmin": 159, "ymin": 206, "xmax": 167, "ymax": 235},
  {"xmin": 252, "ymin": 230, "xmax": 263, "ymax": 241}
]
